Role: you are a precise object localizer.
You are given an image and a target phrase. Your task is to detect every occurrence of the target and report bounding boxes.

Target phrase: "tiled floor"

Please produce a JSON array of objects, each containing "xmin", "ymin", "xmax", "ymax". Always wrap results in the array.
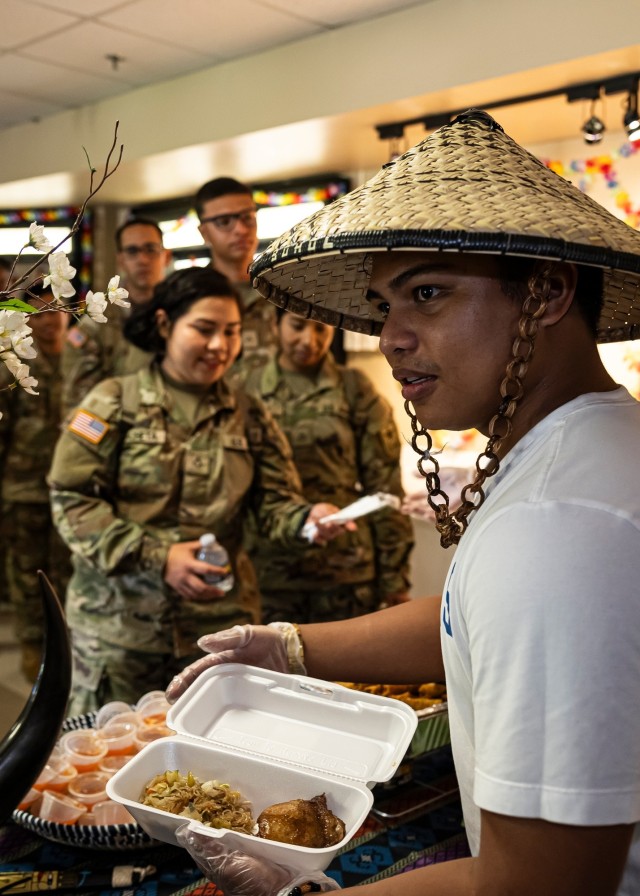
[{"xmin": 0, "ymin": 604, "xmax": 34, "ymax": 740}]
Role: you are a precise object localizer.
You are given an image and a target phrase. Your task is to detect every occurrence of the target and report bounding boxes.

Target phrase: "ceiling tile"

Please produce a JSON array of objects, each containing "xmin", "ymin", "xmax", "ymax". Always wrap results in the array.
[
  {"xmin": 0, "ymin": 53, "xmax": 127, "ymax": 107},
  {"xmin": 19, "ymin": 20, "xmax": 211, "ymax": 86},
  {"xmin": 42, "ymin": 0, "xmax": 133, "ymax": 13},
  {"xmin": 101, "ymin": 0, "xmax": 319, "ymax": 59},
  {"xmin": 0, "ymin": 0, "xmax": 79, "ymax": 49},
  {"xmin": 259, "ymin": 0, "xmax": 425, "ymax": 27},
  {"xmin": 0, "ymin": 0, "xmax": 430, "ymax": 133}
]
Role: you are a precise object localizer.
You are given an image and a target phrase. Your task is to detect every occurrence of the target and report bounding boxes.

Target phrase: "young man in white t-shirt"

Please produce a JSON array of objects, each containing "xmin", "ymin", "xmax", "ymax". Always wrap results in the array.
[{"xmin": 167, "ymin": 111, "xmax": 640, "ymax": 896}]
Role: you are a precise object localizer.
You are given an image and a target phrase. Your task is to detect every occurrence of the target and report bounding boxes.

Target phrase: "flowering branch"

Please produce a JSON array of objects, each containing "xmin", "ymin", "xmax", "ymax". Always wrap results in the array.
[
  {"xmin": 5, "ymin": 123, "xmax": 124, "ymax": 298},
  {"xmin": 0, "ymin": 122, "xmax": 129, "ymax": 407}
]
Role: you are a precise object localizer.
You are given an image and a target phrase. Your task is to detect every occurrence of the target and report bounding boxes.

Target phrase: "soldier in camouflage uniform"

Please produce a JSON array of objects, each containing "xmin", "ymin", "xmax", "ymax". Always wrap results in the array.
[
  {"xmin": 195, "ymin": 177, "xmax": 278, "ymax": 384},
  {"xmin": 48, "ymin": 268, "xmax": 344, "ymax": 713},
  {"xmin": 61, "ymin": 218, "xmax": 171, "ymax": 416},
  {"xmin": 242, "ymin": 309, "xmax": 414, "ymax": 623},
  {"xmin": 0, "ymin": 288, "xmax": 72, "ymax": 681}
]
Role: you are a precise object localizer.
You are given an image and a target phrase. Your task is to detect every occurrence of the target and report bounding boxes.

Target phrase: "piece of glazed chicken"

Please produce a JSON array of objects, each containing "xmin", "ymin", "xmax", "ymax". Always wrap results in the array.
[{"xmin": 257, "ymin": 793, "xmax": 345, "ymax": 848}]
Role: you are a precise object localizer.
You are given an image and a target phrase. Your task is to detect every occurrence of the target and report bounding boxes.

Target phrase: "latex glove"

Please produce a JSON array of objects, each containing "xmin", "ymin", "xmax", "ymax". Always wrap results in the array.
[
  {"xmin": 166, "ymin": 622, "xmax": 303, "ymax": 702},
  {"xmin": 176, "ymin": 824, "xmax": 341, "ymax": 896}
]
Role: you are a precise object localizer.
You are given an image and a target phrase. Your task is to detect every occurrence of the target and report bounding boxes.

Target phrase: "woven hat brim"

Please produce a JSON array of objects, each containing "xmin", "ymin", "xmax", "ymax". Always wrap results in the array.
[{"xmin": 250, "ymin": 111, "xmax": 640, "ymax": 342}]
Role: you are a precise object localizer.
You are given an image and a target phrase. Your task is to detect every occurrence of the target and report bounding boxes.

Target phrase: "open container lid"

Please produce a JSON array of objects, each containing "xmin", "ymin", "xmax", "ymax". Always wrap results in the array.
[{"xmin": 167, "ymin": 664, "xmax": 418, "ymax": 786}]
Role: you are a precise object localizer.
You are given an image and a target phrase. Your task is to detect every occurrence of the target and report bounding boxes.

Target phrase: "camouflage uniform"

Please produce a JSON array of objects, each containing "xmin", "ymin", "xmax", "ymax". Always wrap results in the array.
[
  {"xmin": 225, "ymin": 281, "xmax": 278, "ymax": 387},
  {"xmin": 60, "ymin": 304, "xmax": 153, "ymax": 417},
  {"xmin": 0, "ymin": 351, "xmax": 71, "ymax": 646},
  {"xmin": 242, "ymin": 354, "xmax": 414, "ymax": 623},
  {"xmin": 48, "ymin": 363, "xmax": 311, "ymax": 712}
]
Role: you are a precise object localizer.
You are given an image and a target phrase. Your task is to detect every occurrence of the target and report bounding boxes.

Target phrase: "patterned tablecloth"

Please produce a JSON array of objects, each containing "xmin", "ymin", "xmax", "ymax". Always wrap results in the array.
[{"xmin": 0, "ymin": 746, "xmax": 469, "ymax": 894}]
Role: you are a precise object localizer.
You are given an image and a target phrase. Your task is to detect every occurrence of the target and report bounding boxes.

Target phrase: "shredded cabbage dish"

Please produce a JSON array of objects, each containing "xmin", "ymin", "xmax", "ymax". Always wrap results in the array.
[{"xmin": 141, "ymin": 770, "xmax": 256, "ymax": 833}]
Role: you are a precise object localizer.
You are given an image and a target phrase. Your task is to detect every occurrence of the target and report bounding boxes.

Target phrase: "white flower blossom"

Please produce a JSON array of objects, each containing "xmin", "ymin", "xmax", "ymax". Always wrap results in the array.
[
  {"xmin": 43, "ymin": 252, "xmax": 76, "ymax": 300},
  {"xmin": 85, "ymin": 290, "xmax": 108, "ymax": 323},
  {"xmin": 28, "ymin": 222, "xmax": 53, "ymax": 253},
  {"xmin": 0, "ymin": 310, "xmax": 29, "ymax": 351},
  {"xmin": 12, "ymin": 326, "xmax": 37, "ymax": 360},
  {"xmin": 107, "ymin": 275, "xmax": 130, "ymax": 308},
  {"xmin": 0, "ymin": 311, "xmax": 37, "ymax": 359},
  {"xmin": 1, "ymin": 350, "xmax": 38, "ymax": 394}
]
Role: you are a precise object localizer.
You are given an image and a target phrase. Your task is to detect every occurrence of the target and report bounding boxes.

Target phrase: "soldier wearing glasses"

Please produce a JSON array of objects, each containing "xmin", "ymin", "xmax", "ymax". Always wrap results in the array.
[
  {"xmin": 61, "ymin": 217, "xmax": 172, "ymax": 415},
  {"xmin": 195, "ymin": 177, "xmax": 278, "ymax": 381}
]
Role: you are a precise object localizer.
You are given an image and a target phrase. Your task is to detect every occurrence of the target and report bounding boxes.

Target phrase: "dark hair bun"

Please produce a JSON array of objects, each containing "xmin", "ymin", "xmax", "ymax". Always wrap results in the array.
[{"xmin": 124, "ymin": 266, "xmax": 241, "ymax": 353}]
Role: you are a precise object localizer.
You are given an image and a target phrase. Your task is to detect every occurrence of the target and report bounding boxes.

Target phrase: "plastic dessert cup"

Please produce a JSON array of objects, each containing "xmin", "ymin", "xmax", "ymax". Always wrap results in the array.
[
  {"xmin": 93, "ymin": 799, "xmax": 136, "ymax": 825},
  {"xmin": 135, "ymin": 691, "xmax": 167, "ymax": 710},
  {"xmin": 67, "ymin": 771, "xmax": 110, "ymax": 808},
  {"xmin": 138, "ymin": 696, "xmax": 170, "ymax": 727},
  {"xmin": 100, "ymin": 720, "xmax": 137, "ymax": 756},
  {"xmin": 99, "ymin": 754, "xmax": 131, "ymax": 776},
  {"xmin": 44, "ymin": 763, "xmax": 79, "ymax": 793},
  {"xmin": 133, "ymin": 724, "xmax": 174, "ymax": 752},
  {"xmin": 98, "ymin": 710, "xmax": 141, "ymax": 729},
  {"xmin": 33, "ymin": 754, "xmax": 78, "ymax": 792},
  {"xmin": 17, "ymin": 787, "xmax": 41, "ymax": 811},
  {"xmin": 95, "ymin": 701, "xmax": 133, "ymax": 728},
  {"xmin": 59, "ymin": 731, "xmax": 108, "ymax": 772},
  {"xmin": 38, "ymin": 790, "xmax": 86, "ymax": 825}
]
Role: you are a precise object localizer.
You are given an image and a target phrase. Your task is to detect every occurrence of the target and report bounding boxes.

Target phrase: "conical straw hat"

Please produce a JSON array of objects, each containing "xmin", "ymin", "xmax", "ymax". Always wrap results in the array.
[{"xmin": 251, "ymin": 109, "xmax": 640, "ymax": 342}]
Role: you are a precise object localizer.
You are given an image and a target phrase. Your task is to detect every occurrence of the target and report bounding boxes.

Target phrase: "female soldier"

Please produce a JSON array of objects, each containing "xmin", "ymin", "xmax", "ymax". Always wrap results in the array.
[
  {"xmin": 48, "ymin": 268, "xmax": 343, "ymax": 712},
  {"xmin": 241, "ymin": 308, "xmax": 414, "ymax": 623}
]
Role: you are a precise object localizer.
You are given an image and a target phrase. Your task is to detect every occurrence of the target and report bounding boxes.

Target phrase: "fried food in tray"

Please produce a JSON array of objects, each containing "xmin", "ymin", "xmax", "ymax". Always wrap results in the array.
[
  {"xmin": 335, "ymin": 681, "xmax": 447, "ymax": 713},
  {"xmin": 257, "ymin": 793, "xmax": 345, "ymax": 848}
]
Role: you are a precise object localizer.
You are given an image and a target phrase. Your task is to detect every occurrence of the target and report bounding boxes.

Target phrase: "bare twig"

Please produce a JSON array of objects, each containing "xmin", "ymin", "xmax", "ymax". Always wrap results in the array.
[{"xmin": 3, "ymin": 122, "xmax": 124, "ymax": 297}]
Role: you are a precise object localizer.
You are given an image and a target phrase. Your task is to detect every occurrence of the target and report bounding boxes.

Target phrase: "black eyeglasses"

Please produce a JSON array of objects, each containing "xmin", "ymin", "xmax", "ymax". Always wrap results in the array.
[
  {"xmin": 119, "ymin": 243, "xmax": 165, "ymax": 257},
  {"xmin": 200, "ymin": 210, "xmax": 257, "ymax": 232}
]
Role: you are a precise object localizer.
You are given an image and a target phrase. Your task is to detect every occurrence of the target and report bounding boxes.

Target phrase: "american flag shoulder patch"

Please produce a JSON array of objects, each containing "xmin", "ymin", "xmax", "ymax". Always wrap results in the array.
[
  {"xmin": 68, "ymin": 409, "xmax": 109, "ymax": 444},
  {"xmin": 66, "ymin": 327, "xmax": 86, "ymax": 348}
]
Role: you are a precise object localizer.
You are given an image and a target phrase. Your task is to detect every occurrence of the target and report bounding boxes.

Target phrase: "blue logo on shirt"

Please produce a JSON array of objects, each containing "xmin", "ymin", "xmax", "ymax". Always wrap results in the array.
[{"xmin": 442, "ymin": 562, "xmax": 454, "ymax": 637}]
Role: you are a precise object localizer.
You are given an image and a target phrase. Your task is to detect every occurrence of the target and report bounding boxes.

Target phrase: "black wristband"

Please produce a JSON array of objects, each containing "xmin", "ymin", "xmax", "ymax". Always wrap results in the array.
[{"xmin": 288, "ymin": 884, "xmax": 323, "ymax": 896}]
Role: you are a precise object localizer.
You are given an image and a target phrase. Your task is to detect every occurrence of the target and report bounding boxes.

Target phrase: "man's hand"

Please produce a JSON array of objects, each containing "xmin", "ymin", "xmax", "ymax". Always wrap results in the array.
[
  {"xmin": 306, "ymin": 502, "xmax": 357, "ymax": 545},
  {"xmin": 163, "ymin": 540, "xmax": 227, "ymax": 602}
]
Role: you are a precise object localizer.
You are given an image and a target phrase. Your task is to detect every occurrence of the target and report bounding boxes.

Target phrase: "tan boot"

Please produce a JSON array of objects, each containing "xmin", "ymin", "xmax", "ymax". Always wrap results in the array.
[{"xmin": 21, "ymin": 642, "xmax": 42, "ymax": 683}]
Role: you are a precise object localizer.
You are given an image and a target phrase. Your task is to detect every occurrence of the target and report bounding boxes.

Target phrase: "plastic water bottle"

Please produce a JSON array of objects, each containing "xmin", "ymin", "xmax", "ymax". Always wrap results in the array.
[{"xmin": 196, "ymin": 533, "xmax": 234, "ymax": 592}]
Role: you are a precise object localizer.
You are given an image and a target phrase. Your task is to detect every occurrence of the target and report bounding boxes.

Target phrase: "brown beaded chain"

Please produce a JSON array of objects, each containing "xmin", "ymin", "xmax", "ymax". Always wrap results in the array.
[{"xmin": 407, "ymin": 265, "xmax": 552, "ymax": 549}]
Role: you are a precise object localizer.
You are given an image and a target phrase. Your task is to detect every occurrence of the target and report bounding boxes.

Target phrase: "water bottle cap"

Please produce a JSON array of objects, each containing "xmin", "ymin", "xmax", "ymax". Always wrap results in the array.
[{"xmin": 199, "ymin": 533, "xmax": 216, "ymax": 547}]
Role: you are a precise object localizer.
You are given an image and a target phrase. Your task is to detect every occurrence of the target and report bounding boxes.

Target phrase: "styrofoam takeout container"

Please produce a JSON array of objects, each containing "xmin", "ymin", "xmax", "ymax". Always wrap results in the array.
[{"xmin": 106, "ymin": 664, "xmax": 417, "ymax": 873}]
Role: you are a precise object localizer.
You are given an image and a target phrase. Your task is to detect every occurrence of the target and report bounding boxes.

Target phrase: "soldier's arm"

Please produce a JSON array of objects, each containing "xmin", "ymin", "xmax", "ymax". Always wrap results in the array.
[
  {"xmin": 246, "ymin": 397, "xmax": 312, "ymax": 547},
  {"xmin": 349, "ymin": 369, "xmax": 414, "ymax": 599},
  {"xmin": 48, "ymin": 381, "xmax": 169, "ymax": 576}
]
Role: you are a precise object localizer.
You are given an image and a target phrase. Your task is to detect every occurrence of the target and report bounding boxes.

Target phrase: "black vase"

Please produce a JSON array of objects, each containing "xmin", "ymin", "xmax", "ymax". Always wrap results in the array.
[{"xmin": 0, "ymin": 570, "xmax": 72, "ymax": 821}]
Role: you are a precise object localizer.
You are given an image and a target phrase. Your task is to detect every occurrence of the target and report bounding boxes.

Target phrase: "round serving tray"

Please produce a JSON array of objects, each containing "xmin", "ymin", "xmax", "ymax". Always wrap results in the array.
[{"xmin": 11, "ymin": 712, "xmax": 158, "ymax": 850}]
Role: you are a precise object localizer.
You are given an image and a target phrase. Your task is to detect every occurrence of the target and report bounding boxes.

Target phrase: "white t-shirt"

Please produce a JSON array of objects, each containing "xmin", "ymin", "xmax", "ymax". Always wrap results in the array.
[{"xmin": 441, "ymin": 388, "xmax": 640, "ymax": 894}]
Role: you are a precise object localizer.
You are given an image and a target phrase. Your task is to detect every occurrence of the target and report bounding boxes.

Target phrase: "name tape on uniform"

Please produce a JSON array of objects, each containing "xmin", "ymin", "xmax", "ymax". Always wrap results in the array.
[
  {"xmin": 222, "ymin": 434, "xmax": 249, "ymax": 450},
  {"xmin": 68, "ymin": 409, "xmax": 110, "ymax": 444}
]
